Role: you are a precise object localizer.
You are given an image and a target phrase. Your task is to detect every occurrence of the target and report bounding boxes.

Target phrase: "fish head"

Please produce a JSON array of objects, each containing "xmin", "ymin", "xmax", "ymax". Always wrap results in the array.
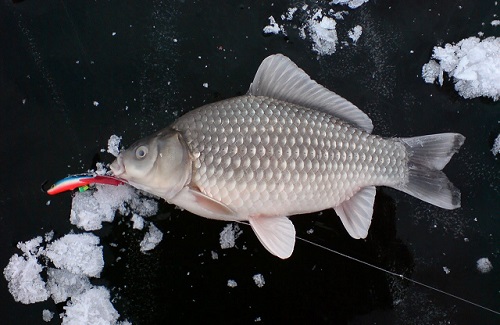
[{"xmin": 110, "ymin": 128, "xmax": 191, "ymax": 200}]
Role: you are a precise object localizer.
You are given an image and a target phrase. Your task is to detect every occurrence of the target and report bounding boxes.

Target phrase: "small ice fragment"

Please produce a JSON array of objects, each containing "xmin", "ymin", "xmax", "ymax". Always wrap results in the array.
[
  {"xmin": 227, "ymin": 279, "xmax": 238, "ymax": 288},
  {"xmin": 421, "ymin": 60, "xmax": 442, "ymax": 84},
  {"xmin": 202, "ymin": 83, "xmax": 209, "ymax": 88},
  {"xmin": 131, "ymin": 214, "xmax": 145, "ymax": 230},
  {"xmin": 476, "ymin": 257, "xmax": 493, "ymax": 273},
  {"xmin": 211, "ymin": 251, "xmax": 219, "ymax": 260},
  {"xmin": 45, "ymin": 230, "xmax": 54, "ymax": 242},
  {"xmin": 22, "ymin": 98, "xmax": 26, "ymax": 104},
  {"xmin": 263, "ymin": 16, "xmax": 284, "ymax": 35},
  {"xmin": 492, "ymin": 134, "xmax": 500, "ymax": 156},
  {"xmin": 93, "ymin": 101, "xmax": 99, "ymax": 107},
  {"xmin": 112, "ymin": 32, "xmax": 117, "ymax": 36},
  {"xmin": 330, "ymin": 0, "xmax": 370, "ymax": 9},
  {"xmin": 491, "ymin": 20, "xmax": 500, "ymax": 26},
  {"xmin": 306, "ymin": 228, "xmax": 314, "ymax": 235},
  {"xmin": 140, "ymin": 223, "xmax": 163, "ymax": 252},
  {"xmin": 305, "ymin": 10, "xmax": 338, "ymax": 55},
  {"xmin": 219, "ymin": 223, "xmax": 242, "ymax": 249},
  {"xmin": 348, "ymin": 25, "xmax": 362, "ymax": 43},
  {"xmin": 44, "ymin": 233, "xmax": 104, "ymax": 278},
  {"xmin": 253, "ymin": 273, "xmax": 265, "ymax": 287},
  {"xmin": 46, "ymin": 200, "xmax": 51, "ymax": 206},
  {"xmin": 61, "ymin": 287, "xmax": 119, "ymax": 325},
  {"xmin": 282, "ymin": 7, "xmax": 297, "ymax": 21},
  {"xmin": 42, "ymin": 309, "xmax": 54, "ymax": 322},
  {"xmin": 107, "ymin": 135, "xmax": 122, "ymax": 157},
  {"xmin": 443, "ymin": 266, "xmax": 451, "ymax": 274}
]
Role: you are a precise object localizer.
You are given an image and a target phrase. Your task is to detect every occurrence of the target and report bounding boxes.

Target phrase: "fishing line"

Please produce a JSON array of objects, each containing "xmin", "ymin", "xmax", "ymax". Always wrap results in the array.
[{"xmin": 234, "ymin": 220, "xmax": 499, "ymax": 316}]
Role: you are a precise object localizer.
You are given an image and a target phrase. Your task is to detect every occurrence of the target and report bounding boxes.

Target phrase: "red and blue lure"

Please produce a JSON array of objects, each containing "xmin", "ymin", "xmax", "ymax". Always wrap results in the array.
[{"xmin": 46, "ymin": 174, "xmax": 127, "ymax": 195}]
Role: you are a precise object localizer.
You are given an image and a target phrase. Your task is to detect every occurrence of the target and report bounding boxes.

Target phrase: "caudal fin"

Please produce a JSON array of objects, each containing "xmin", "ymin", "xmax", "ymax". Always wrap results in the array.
[{"xmin": 395, "ymin": 133, "xmax": 465, "ymax": 210}]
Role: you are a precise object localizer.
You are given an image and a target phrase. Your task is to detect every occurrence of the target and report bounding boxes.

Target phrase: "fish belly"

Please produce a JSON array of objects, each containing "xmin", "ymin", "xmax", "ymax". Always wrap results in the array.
[{"xmin": 172, "ymin": 95, "xmax": 408, "ymax": 219}]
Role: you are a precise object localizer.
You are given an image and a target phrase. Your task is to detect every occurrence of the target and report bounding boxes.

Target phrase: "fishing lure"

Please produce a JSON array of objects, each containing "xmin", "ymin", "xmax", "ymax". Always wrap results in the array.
[{"xmin": 45, "ymin": 174, "xmax": 127, "ymax": 195}]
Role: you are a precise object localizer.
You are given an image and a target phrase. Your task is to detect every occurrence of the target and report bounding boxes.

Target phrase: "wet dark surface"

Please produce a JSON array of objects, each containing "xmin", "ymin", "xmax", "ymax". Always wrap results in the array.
[{"xmin": 1, "ymin": 0, "xmax": 499, "ymax": 324}]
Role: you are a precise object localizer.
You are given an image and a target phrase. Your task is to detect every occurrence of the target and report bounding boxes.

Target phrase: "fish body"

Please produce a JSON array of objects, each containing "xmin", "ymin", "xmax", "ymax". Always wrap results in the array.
[{"xmin": 111, "ymin": 54, "xmax": 465, "ymax": 258}]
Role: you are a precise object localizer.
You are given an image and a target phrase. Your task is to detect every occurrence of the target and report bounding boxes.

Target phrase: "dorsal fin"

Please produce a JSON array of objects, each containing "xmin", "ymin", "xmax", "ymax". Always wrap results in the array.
[{"xmin": 248, "ymin": 54, "xmax": 373, "ymax": 133}]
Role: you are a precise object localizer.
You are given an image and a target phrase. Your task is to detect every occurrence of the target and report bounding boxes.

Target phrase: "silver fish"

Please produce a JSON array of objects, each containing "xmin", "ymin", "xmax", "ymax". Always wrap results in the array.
[{"xmin": 110, "ymin": 54, "xmax": 465, "ymax": 259}]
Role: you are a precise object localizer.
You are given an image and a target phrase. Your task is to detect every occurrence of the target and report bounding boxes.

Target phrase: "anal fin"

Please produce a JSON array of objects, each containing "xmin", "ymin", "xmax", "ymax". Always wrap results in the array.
[
  {"xmin": 334, "ymin": 186, "xmax": 376, "ymax": 239},
  {"xmin": 249, "ymin": 215, "xmax": 296, "ymax": 259}
]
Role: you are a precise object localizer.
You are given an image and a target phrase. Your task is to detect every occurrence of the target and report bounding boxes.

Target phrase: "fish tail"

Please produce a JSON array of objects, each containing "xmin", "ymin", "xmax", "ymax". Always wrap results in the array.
[{"xmin": 395, "ymin": 133, "xmax": 465, "ymax": 209}]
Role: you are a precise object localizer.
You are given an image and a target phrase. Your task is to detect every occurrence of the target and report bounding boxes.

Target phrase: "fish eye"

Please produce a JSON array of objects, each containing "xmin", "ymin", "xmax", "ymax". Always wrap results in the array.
[{"xmin": 135, "ymin": 146, "xmax": 148, "ymax": 159}]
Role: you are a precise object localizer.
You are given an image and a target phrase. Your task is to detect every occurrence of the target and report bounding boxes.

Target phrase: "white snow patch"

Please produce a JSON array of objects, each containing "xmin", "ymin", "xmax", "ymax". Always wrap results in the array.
[
  {"xmin": 219, "ymin": 223, "xmax": 242, "ymax": 249},
  {"xmin": 107, "ymin": 135, "xmax": 122, "ymax": 157},
  {"xmin": 253, "ymin": 273, "xmax": 266, "ymax": 288},
  {"xmin": 330, "ymin": 0, "xmax": 370, "ymax": 9},
  {"xmin": 61, "ymin": 287, "xmax": 119, "ymax": 325},
  {"xmin": 42, "ymin": 309, "xmax": 54, "ymax": 322},
  {"xmin": 306, "ymin": 10, "xmax": 338, "ymax": 55},
  {"xmin": 422, "ymin": 36, "xmax": 500, "ymax": 101},
  {"xmin": 492, "ymin": 134, "xmax": 500, "ymax": 156},
  {"xmin": 476, "ymin": 257, "xmax": 493, "ymax": 273},
  {"xmin": 140, "ymin": 223, "xmax": 164, "ymax": 252},
  {"xmin": 44, "ymin": 233, "xmax": 104, "ymax": 278},
  {"xmin": 348, "ymin": 25, "xmax": 363, "ymax": 43}
]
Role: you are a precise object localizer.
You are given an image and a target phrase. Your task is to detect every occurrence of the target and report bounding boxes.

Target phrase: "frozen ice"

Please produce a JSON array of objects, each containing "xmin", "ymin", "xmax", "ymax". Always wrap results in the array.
[
  {"xmin": 3, "ymin": 254, "xmax": 49, "ymax": 304},
  {"xmin": 442, "ymin": 266, "xmax": 451, "ymax": 274},
  {"xmin": 281, "ymin": 7, "xmax": 297, "ymax": 21},
  {"xmin": 330, "ymin": 0, "xmax": 370, "ymax": 9},
  {"xmin": 227, "ymin": 279, "xmax": 238, "ymax": 288},
  {"xmin": 422, "ymin": 36, "xmax": 500, "ymax": 101},
  {"xmin": 61, "ymin": 287, "xmax": 119, "ymax": 325},
  {"xmin": 348, "ymin": 25, "xmax": 363, "ymax": 43},
  {"xmin": 47, "ymin": 268, "xmax": 92, "ymax": 303},
  {"xmin": 140, "ymin": 223, "xmax": 164, "ymax": 252},
  {"xmin": 491, "ymin": 20, "xmax": 500, "ymax": 26},
  {"xmin": 42, "ymin": 309, "xmax": 54, "ymax": 322},
  {"xmin": 211, "ymin": 250, "xmax": 219, "ymax": 260},
  {"xmin": 44, "ymin": 233, "xmax": 104, "ymax": 278},
  {"xmin": 131, "ymin": 213, "xmax": 145, "ymax": 230},
  {"xmin": 107, "ymin": 135, "xmax": 122, "ymax": 157},
  {"xmin": 70, "ymin": 183, "xmax": 158, "ymax": 231},
  {"xmin": 306, "ymin": 10, "xmax": 338, "ymax": 55},
  {"xmin": 492, "ymin": 134, "xmax": 500, "ymax": 156},
  {"xmin": 476, "ymin": 257, "xmax": 493, "ymax": 273},
  {"xmin": 219, "ymin": 223, "xmax": 242, "ymax": 249},
  {"xmin": 263, "ymin": 16, "xmax": 284, "ymax": 35},
  {"xmin": 253, "ymin": 273, "xmax": 266, "ymax": 288}
]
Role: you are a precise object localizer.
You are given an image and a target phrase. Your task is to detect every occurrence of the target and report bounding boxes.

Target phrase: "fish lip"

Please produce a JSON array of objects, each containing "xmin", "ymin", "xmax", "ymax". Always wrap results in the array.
[{"xmin": 110, "ymin": 155, "xmax": 126, "ymax": 177}]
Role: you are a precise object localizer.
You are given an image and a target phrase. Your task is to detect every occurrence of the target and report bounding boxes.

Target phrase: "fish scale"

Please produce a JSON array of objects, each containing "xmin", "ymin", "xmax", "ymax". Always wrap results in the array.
[{"xmin": 172, "ymin": 95, "xmax": 408, "ymax": 218}]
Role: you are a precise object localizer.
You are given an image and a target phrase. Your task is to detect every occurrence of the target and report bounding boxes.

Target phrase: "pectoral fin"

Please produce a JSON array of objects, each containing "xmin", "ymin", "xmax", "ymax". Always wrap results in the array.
[
  {"xmin": 249, "ymin": 215, "xmax": 296, "ymax": 259},
  {"xmin": 169, "ymin": 187, "xmax": 236, "ymax": 221},
  {"xmin": 334, "ymin": 186, "xmax": 376, "ymax": 239}
]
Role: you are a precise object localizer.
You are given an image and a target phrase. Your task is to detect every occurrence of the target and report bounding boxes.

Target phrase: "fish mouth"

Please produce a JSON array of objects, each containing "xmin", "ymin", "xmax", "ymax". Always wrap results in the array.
[{"xmin": 110, "ymin": 155, "xmax": 126, "ymax": 177}]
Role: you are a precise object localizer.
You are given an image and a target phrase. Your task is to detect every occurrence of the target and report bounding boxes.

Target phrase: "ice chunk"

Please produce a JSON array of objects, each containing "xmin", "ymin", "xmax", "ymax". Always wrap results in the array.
[
  {"xmin": 3, "ymin": 254, "xmax": 49, "ymax": 304},
  {"xmin": 491, "ymin": 20, "xmax": 500, "ymax": 26},
  {"xmin": 263, "ymin": 16, "xmax": 284, "ymax": 35},
  {"xmin": 476, "ymin": 257, "xmax": 493, "ymax": 273},
  {"xmin": 219, "ymin": 223, "xmax": 242, "ymax": 249},
  {"xmin": 227, "ymin": 279, "xmax": 238, "ymax": 288},
  {"xmin": 422, "ymin": 60, "xmax": 443, "ymax": 84},
  {"xmin": 47, "ymin": 268, "xmax": 92, "ymax": 303},
  {"xmin": 442, "ymin": 266, "xmax": 451, "ymax": 274},
  {"xmin": 492, "ymin": 134, "xmax": 500, "ymax": 156},
  {"xmin": 252, "ymin": 273, "xmax": 266, "ymax": 288},
  {"xmin": 348, "ymin": 25, "xmax": 362, "ymax": 43},
  {"xmin": 131, "ymin": 213, "xmax": 145, "ymax": 230},
  {"xmin": 42, "ymin": 309, "xmax": 54, "ymax": 322},
  {"xmin": 422, "ymin": 36, "xmax": 500, "ymax": 100},
  {"xmin": 140, "ymin": 223, "xmax": 164, "ymax": 252},
  {"xmin": 61, "ymin": 287, "xmax": 119, "ymax": 325},
  {"xmin": 281, "ymin": 7, "xmax": 297, "ymax": 21},
  {"xmin": 44, "ymin": 233, "xmax": 104, "ymax": 278},
  {"xmin": 107, "ymin": 135, "xmax": 122, "ymax": 157},
  {"xmin": 306, "ymin": 10, "xmax": 338, "ymax": 55},
  {"xmin": 330, "ymin": 0, "xmax": 370, "ymax": 9},
  {"xmin": 70, "ymin": 183, "xmax": 158, "ymax": 231}
]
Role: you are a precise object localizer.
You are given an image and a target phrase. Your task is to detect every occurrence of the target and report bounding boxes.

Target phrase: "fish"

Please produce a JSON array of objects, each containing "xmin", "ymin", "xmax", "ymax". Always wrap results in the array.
[{"xmin": 110, "ymin": 54, "xmax": 465, "ymax": 259}]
